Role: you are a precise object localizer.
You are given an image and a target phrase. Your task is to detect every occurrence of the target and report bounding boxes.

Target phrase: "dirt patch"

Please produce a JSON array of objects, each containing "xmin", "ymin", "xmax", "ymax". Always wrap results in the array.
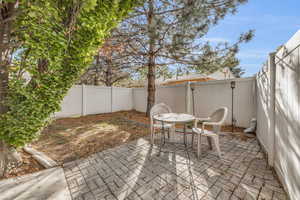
[{"xmin": 31, "ymin": 112, "xmax": 149, "ymax": 164}]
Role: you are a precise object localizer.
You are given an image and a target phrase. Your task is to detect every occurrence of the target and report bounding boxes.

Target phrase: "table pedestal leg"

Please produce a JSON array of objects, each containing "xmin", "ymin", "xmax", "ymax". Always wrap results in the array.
[
  {"xmin": 183, "ymin": 124, "xmax": 187, "ymax": 147},
  {"xmin": 159, "ymin": 121, "xmax": 165, "ymax": 155}
]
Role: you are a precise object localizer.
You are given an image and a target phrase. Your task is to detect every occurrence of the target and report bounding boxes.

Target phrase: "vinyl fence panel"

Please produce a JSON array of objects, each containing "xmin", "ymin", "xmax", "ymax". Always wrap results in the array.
[
  {"xmin": 156, "ymin": 85, "xmax": 186, "ymax": 113},
  {"xmin": 112, "ymin": 87, "xmax": 133, "ymax": 112},
  {"xmin": 274, "ymin": 30, "xmax": 300, "ymax": 200},
  {"xmin": 256, "ymin": 30, "xmax": 300, "ymax": 200},
  {"xmin": 256, "ymin": 63, "xmax": 272, "ymax": 157},
  {"xmin": 132, "ymin": 78, "xmax": 256, "ymax": 127},
  {"xmin": 192, "ymin": 78, "xmax": 256, "ymax": 127},
  {"xmin": 55, "ymin": 85, "xmax": 133, "ymax": 117},
  {"xmin": 85, "ymin": 86, "xmax": 112, "ymax": 115},
  {"xmin": 132, "ymin": 88, "xmax": 147, "ymax": 112},
  {"xmin": 55, "ymin": 85, "xmax": 83, "ymax": 118}
]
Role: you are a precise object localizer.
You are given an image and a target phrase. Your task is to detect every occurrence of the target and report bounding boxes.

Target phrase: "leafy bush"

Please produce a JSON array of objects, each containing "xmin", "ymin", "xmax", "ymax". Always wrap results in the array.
[{"xmin": 0, "ymin": 0, "xmax": 141, "ymax": 147}]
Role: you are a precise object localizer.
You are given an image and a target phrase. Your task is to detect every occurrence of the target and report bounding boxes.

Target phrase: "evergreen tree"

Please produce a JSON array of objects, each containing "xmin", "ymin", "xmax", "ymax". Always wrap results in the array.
[{"xmin": 114, "ymin": 0, "xmax": 253, "ymax": 115}]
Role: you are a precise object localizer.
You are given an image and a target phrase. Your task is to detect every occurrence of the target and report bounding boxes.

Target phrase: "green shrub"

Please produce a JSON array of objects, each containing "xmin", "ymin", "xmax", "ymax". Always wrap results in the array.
[{"xmin": 0, "ymin": 0, "xmax": 141, "ymax": 147}]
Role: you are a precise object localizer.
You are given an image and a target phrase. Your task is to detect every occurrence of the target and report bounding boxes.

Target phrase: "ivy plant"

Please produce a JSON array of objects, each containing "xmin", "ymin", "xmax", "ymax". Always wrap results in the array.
[{"xmin": 0, "ymin": 0, "xmax": 141, "ymax": 147}]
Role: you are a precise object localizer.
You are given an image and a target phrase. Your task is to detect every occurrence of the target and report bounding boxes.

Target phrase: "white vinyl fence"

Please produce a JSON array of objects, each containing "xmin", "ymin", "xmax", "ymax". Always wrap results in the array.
[
  {"xmin": 55, "ymin": 85, "xmax": 133, "ymax": 118},
  {"xmin": 132, "ymin": 77, "xmax": 256, "ymax": 127},
  {"xmin": 58, "ymin": 78, "xmax": 256, "ymax": 127},
  {"xmin": 256, "ymin": 30, "xmax": 300, "ymax": 200},
  {"xmin": 191, "ymin": 78, "xmax": 256, "ymax": 127},
  {"xmin": 133, "ymin": 84, "xmax": 187, "ymax": 114}
]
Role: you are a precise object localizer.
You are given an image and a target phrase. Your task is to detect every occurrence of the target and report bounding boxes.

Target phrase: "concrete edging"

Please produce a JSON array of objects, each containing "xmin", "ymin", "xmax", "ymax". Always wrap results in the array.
[{"xmin": 23, "ymin": 146, "xmax": 58, "ymax": 168}]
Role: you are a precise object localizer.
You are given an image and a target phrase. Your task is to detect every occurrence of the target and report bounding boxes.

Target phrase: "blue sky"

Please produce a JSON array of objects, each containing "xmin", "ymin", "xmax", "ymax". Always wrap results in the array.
[{"xmin": 205, "ymin": 0, "xmax": 300, "ymax": 77}]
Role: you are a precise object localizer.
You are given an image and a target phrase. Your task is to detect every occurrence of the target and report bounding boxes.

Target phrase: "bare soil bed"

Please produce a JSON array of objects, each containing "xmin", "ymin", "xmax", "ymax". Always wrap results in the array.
[{"xmin": 31, "ymin": 111, "xmax": 150, "ymax": 164}]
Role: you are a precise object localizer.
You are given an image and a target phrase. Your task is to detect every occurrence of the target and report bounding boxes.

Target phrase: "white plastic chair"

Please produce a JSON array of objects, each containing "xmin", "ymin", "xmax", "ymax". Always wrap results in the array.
[
  {"xmin": 192, "ymin": 107, "xmax": 228, "ymax": 159},
  {"xmin": 150, "ymin": 103, "xmax": 175, "ymax": 145}
]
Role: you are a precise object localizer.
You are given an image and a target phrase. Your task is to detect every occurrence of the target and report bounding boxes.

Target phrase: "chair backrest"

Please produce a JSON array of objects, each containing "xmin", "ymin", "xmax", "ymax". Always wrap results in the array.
[
  {"xmin": 209, "ymin": 107, "xmax": 228, "ymax": 124},
  {"xmin": 150, "ymin": 103, "xmax": 172, "ymax": 125}
]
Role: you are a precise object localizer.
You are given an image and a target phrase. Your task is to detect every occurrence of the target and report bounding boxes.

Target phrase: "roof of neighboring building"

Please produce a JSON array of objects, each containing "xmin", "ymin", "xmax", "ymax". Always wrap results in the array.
[
  {"xmin": 160, "ymin": 67, "xmax": 235, "ymax": 86},
  {"xmin": 161, "ymin": 77, "xmax": 214, "ymax": 85}
]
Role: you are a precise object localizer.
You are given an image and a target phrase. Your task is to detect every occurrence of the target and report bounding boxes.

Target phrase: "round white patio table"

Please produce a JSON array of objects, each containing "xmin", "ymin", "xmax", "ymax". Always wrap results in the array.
[{"xmin": 153, "ymin": 113, "xmax": 195, "ymax": 148}]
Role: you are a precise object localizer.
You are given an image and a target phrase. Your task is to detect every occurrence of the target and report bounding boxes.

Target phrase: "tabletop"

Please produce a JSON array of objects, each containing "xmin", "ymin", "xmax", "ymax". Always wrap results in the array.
[{"xmin": 153, "ymin": 113, "xmax": 195, "ymax": 123}]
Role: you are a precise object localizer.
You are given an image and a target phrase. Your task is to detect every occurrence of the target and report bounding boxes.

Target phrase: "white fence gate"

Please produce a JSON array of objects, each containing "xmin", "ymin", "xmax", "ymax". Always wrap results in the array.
[{"xmin": 256, "ymin": 30, "xmax": 300, "ymax": 200}]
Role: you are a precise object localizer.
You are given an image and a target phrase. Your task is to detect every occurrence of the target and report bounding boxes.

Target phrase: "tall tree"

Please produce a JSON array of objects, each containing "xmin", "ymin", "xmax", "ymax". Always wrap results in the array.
[
  {"xmin": 0, "ymin": 0, "xmax": 22, "ymax": 177},
  {"xmin": 114, "ymin": 0, "xmax": 253, "ymax": 115},
  {"xmin": 79, "ymin": 38, "xmax": 135, "ymax": 86},
  {"xmin": 187, "ymin": 45, "xmax": 246, "ymax": 77},
  {"xmin": 229, "ymin": 66, "xmax": 245, "ymax": 78},
  {"xmin": 0, "ymin": 0, "xmax": 139, "ymax": 177}
]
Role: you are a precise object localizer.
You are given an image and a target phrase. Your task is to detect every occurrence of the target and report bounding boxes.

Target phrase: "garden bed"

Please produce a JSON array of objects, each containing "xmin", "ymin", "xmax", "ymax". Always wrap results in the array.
[{"xmin": 31, "ymin": 111, "xmax": 150, "ymax": 164}]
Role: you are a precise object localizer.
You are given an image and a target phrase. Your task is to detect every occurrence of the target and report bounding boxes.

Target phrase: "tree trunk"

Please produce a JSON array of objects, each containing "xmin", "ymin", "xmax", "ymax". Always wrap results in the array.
[
  {"xmin": 0, "ymin": 66, "xmax": 10, "ymax": 177},
  {"xmin": 146, "ymin": 54, "xmax": 156, "ymax": 116},
  {"xmin": 94, "ymin": 54, "xmax": 100, "ymax": 85},
  {"xmin": 0, "ymin": 141, "xmax": 22, "ymax": 177},
  {"xmin": 105, "ymin": 60, "xmax": 113, "ymax": 87},
  {"xmin": 0, "ymin": 1, "xmax": 22, "ymax": 178},
  {"xmin": 0, "ymin": 2, "xmax": 15, "ymax": 114},
  {"xmin": 0, "ymin": 64, "xmax": 8, "ymax": 114},
  {"xmin": 146, "ymin": 0, "xmax": 156, "ymax": 116}
]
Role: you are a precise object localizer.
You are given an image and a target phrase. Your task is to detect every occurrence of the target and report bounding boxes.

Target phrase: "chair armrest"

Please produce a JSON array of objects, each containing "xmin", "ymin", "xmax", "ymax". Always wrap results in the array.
[
  {"xmin": 196, "ymin": 117, "xmax": 211, "ymax": 122},
  {"xmin": 202, "ymin": 121, "xmax": 222, "ymax": 131},
  {"xmin": 203, "ymin": 121, "xmax": 222, "ymax": 126},
  {"xmin": 194, "ymin": 117, "xmax": 210, "ymax": 128}
]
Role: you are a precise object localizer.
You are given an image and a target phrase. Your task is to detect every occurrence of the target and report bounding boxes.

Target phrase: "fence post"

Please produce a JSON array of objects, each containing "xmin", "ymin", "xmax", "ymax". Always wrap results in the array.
[
  {"xmin": 81, "ymin": 84, "xmax": 86, "ymax": 116},
  {"xmin": 269, "ymin": 52, "xmax": 276, "ymax": 167},
  {"xmin": 110, "ymin": 86, "xmax": 113, "ymax": 113},
  {"xmin": 185, "ymin": 82, "xmax": 192, "ymax": 114}
]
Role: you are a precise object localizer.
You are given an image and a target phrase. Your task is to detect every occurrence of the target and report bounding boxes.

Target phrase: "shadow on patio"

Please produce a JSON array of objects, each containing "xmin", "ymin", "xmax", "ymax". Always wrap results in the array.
[{"xmin": 63, "ymin": 133, "xmax": 287, "ymax": 200}]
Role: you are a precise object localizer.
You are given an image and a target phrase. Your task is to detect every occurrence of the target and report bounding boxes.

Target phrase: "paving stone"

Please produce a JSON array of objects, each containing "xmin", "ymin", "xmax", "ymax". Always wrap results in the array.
[
  {"xmin": 272, "ymin": 192, "xmax": 288, "ymax": 200},
  {"xmin": 258, "ymin": 186, "xmax": 274, "ymax": 200},
  {"xmin": 62, "ymin": 136, "xmax": 288, "ymax": 200},
  {"xmin": 216, "ymin": 190, "xmax": 232, "ymax": 200}
]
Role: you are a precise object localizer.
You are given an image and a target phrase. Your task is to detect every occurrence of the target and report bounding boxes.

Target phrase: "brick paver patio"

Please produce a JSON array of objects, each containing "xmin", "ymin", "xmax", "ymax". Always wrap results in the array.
[{"xmin": 63, "ymin": 133, "xmax": 288, "ymax": 200}]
